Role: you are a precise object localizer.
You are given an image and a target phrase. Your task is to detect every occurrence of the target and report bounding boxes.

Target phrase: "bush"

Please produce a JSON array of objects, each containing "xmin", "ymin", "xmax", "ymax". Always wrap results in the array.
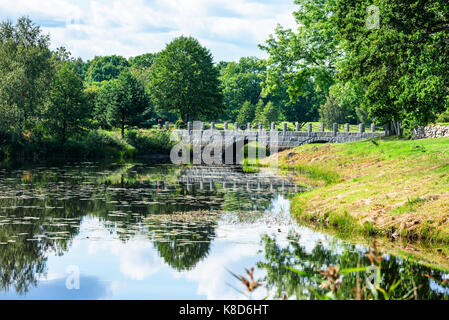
[
  {"xmin": 125, "ymin": 129, "xmax": 174, "ymax": 154},
  {"xmin": 83, "ymin": 130, "xmax": 135, "ymax": 159},
  {"xmin": 437, "ymin": 109, "xmax": 449, "ymax": 123},
  {"xmin": 175, "ymin": 120, "xmax": 186, "ymax": 129}
]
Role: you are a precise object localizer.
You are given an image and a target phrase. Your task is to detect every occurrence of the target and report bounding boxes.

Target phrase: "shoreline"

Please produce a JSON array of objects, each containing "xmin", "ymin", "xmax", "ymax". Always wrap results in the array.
[{"xmin": 256, "ymin": 137, "xmax": 449, "ymax": 245}]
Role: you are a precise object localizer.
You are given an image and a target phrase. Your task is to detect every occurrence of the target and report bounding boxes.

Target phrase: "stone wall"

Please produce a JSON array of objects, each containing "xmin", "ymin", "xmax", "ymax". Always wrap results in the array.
[{"xmin": 412, "ymin": 125, "xmax": 449, "ymax": 139}]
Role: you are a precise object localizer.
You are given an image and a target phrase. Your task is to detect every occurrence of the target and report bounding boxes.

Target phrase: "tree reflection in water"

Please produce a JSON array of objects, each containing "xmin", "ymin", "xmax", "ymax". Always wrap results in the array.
[{"xmin": 258, "ymin": 233, "xmax": 449, "ymax": 300}]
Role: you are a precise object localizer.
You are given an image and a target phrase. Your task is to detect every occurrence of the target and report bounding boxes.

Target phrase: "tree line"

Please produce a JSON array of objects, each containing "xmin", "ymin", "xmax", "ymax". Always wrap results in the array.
[
  {"xmin": 261, "ymin": 0, "xmax": 449, "ymax": 136},
  {"xmin": 2, "ymin": 0, "xmax": 449, "ymax": 150}
]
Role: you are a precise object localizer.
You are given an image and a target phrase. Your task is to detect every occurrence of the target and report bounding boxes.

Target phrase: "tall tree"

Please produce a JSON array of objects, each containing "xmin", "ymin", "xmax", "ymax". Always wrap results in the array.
[
  {"xmin": 46, "ymin": 63, "xmax": 88, "ymax": 141},
  {"xmin": 260, "ymin": 101, "xmax": 281, "ymax": 128},
  {"xmin": 0, "ymin": 17, "xmax": 53, "ymax": 133},
  {"xmin": 148, "ymin": 36, "xmax": 223, "ymax": 122},
  {"xmin": 260, "ymin": 0, "xmax": 340, "ymax": 104},
  {"xmin": 219, "ymin": 57, "xmax": 265, "ymax": 121},
  {"xmin": 335, "ymin": 0, "xmax": 449, "ymax": 134},
  {"xmin": 236, "ymin": 101, "xmax": 256, "ymax": 127},
  {"xmin": 104, "ymin": 71, "xmax": 149, "ymax": 137}
]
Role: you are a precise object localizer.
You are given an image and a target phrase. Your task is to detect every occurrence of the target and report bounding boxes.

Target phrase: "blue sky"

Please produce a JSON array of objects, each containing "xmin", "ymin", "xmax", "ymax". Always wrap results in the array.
[{"xmin": 0, "ymin": 0, "xmax": 298, "ymax": 62}]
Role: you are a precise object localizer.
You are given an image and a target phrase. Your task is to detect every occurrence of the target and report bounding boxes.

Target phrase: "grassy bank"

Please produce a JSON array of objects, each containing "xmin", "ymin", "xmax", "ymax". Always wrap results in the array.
[
  {"xmin": 259, "ymin": 137, "xmax": 449, "ymax": 243},
  {"xmin": 0, "ymin": 129, "xmax": 174, "ymax": 165}
]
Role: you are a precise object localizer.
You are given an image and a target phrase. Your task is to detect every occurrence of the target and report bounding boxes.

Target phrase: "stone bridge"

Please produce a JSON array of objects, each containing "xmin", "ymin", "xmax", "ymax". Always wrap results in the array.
[{"xmin": 172, "ymin": 121, "xmax": 385, "ymax": 153}]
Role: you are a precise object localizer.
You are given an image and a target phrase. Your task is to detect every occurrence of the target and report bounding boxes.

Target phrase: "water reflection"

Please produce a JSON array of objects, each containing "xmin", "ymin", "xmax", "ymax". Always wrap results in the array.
[
  {"xmin": 258, "ymin": 234, "xmax": 449, "ymax": 299},
  {"xmin": 0, "ymin": 163, "xmax": 447, "ymax": 299}
]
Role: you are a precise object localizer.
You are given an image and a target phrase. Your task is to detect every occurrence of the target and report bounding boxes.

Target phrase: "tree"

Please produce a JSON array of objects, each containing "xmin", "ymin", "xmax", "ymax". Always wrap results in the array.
[
  {"xmin": 85, "ymin": 55, "xmax": 129, "ymax": 84},
  {"xmin": 94, "ymin": 81, "xmax": 116, "ymax": 129},
  {"xmin": 319, "ymin": 94, "xmax": 354, "ymax": 129},
  {"xmin": 46, "ymin": 63, "xmax": 88, "ymax": 141},
  {"xmin": 83, "ymin": 85, "xmax": 100, "ymax": 124},
  {"xmin": 148, "ymin": 36, "xmax": 223, "ymax": 122},
  {"xmin": 0, "ymin": 17, "xmax": 53, "ymax": 133},
  {"xmin": 270, "ymin": 80, "xmax": 323, "ymax": 128},
  {"xmin": 102, "ymin": 71, "xmax": 149, "ymax": 137},
  {"xmin": 219, "ymin": 57, "xmax": 265, "ymax": 121},
  {"xmin": 253, "ymin": 99, "xmax": 265, "ymax": 125},
  {"xmin": 260, "ymin": 101, "xmax": 280, "ymax": 128},
  {"xmin": 129, "ymin": 53, "xmax": 156, "ymax": 69},
  {"xmin": 236, "ymin": 101, "xmax": 256, "ymax": 127},
  {"xmin": 323, "ymin": 81, "xmax": 363, "ymax": 126},
  {"xmin": 260, "ymin": 0, "xmax": 340, "ymax": 104},
  {"xmin": 335, "ymin": 0, "xmax": 449, "ymax": 134}
]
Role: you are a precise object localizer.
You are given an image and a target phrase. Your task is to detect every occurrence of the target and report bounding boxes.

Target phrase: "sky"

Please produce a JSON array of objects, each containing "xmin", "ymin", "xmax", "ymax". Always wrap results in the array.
[{"xmin": 0, "ymin": 0, "xmax": 298, "ymax": 62}]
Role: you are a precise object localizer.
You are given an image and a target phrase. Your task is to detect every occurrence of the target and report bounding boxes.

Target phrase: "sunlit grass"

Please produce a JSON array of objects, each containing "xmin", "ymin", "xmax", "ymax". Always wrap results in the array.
[{"xmin": 259, "ymin": 137, "xmax": 449, "ymax": 243}]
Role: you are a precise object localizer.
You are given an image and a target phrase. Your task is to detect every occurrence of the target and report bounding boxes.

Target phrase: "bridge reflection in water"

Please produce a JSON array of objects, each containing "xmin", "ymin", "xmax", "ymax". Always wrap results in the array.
[{"xmin": 178, "ymin": 166, "xmax": 302, "ymax": 194}]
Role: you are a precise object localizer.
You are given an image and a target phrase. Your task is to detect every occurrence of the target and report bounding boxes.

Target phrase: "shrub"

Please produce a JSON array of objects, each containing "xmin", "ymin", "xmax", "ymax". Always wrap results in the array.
[
  {"xmin": 175, "ymin": 120, "xmax": 186, "ymax": 129},
  {"xmin": 82, "ymin": 130, "xmax": 134, "ymax": 159},
  {"xmin": 125, "ymin": 129, "xmax": 174, "ymax": 154}
]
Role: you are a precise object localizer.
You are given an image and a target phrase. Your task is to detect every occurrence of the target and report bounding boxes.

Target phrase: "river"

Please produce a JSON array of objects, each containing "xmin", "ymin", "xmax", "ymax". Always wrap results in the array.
[{"xmin": 0, "ymin": 161, "xmax": 447, "ymax": 299}]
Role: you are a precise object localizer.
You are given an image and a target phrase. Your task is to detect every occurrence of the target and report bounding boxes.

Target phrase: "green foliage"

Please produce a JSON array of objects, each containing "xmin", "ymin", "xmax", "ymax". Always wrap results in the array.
[
  {"xmin": 83, "ymin": 130, "xmax": 134, "ymax": 159},
  {"xmin": 125, "ymin": 129, "xmax": 174, "ymax": 154},
  {"xmin": 107, "ymin": 71, "xmax": 149, "ymax": 137},
  {"xmin": 236, "ymin": 101, "xmax": 256, "ymax": 127},
  {"xmin": 83, "ymin": 84, "xmax": 100, "ymax": 122},
  {"xmin": 0, "ymin": 17, "xmax": 53, "ymax": 133},
  {"xmin": 45, "ymin": 63, "xmax": 89, "ymax": 141},
  {"xmin": 148, "ymin": 36, "xmax": 223, "ymax": 122},
  {"xmin": 319, "ymin": 94, "xmax": 353, "ymax": 129},
  {"xmin": 174, "ymin": 120, "xmax": 186, "ymax": 129},
  {"xmin": 129, "ymin": 53, "xmax": 156, "ymax": 69},
  {"xmin": 85, "ymin": 55, "xmax": 129, "ymax": 84},
  {"xmin": 219, "ymin": 57, "xmax": 264, "ymax": 121},
  {"xmin": 335, "ymin": 0, "xmax": 449, "ymax": 131},
  {"xmin": 95, "ymin": 72, "xmax": 150, "ymax": 137},
  {"xmin": 437, "ymin": 109, "xmax": 449, "ymax": 123},
  {"xmin": 260, "ymin": 0, "xmax": 339, "ymax": 103},
  {"xmin": 260, "ymin": 101, "xmax": 281, "ymax": 128},
  {"xmin": 253, "ymin": 99, "xmax": 265, "ymax": 125}
]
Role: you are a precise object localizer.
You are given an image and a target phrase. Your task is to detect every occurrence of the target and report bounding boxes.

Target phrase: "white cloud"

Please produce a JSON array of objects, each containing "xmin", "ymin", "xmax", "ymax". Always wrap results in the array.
[{"xmin": 0, "ymin": 0, "xmax": 297, "ymax": 61}]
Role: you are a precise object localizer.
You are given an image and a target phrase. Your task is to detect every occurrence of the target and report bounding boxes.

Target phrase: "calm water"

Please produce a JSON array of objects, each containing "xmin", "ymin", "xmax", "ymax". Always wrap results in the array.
[{"xmin": 0, "ymin": 162, "xmax": 447, "ymax": 300}]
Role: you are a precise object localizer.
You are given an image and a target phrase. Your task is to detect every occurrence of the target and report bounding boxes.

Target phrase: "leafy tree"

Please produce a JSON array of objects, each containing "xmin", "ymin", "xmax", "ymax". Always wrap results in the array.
[
  {"xmin": 94, "ymin": 81, "xmax": 116, "ymax": 129},
  {"xmin": 219, "ymin": 57, "xmax": 265, "ymax": 121},
  {"xmin": 236, "ymin": 101, "xmax": 256, "ymax": 127},
  {"xmin": 129, "ymin": 53, "xmax": 156, "ymax": 69},
  {"xmin": 335, "ymin": 0, "xmax": 449, "ymax": 134},
  {"xmin": 260, "ymin": 0, "xmax": 340, "ymax": 104},
  {"xmin": 71, "ymin": 57, "xmax": 90, "ymax": 81},
  {"xmin": 319, "ymin": 94, "xmax": 354, "ymax": 129},
  {"xmin": 46, "ymin": 63, "xmax": 88, "ymax": 141},
  {"xmin": 0, "ymin": 17, "xmax": 53, "ymax": 132},
  {"xmin": 260, "ymin": 101, "xmax": 280, "ymax": 128},
  {"xmin": 253, "ymin": 99, "xmax": 265, "ymax": 125},
  {"xmin": 51, "ymin": 47, "xmax": 90, "ymax": 82},
  {"xmin": 105, "ymin": 71, "xmax": 149, "ymax": 137},
  {"xmin": 148, "ymin": 36, "xmax": 223, "ymax": 122},
  {"xmin": 271, "ymin": 80, "xmax": 323, "ymax": 128},
  {"xmin": 83, "ymin": 85, "xmax": 100, "ymax": 123},
  {"xmin": 85, "ymin": 55, "xmax": 129, "ymax": 84}
]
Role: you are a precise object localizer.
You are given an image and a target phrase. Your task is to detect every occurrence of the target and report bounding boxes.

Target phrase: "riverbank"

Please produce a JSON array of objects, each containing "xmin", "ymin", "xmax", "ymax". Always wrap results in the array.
[
  {"xmin": 258, "ymin": 137, "xmax": 449, "ymax": 243},
  {"xmin": 0, "ymin": 129, "xmax": 174, "ymax": 166}
]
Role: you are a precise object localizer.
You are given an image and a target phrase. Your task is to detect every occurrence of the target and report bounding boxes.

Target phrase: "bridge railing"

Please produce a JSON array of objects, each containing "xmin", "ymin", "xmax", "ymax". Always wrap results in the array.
[{"xmin": 159, "ymin": 121, "xmax": 384, "ymax": 134}]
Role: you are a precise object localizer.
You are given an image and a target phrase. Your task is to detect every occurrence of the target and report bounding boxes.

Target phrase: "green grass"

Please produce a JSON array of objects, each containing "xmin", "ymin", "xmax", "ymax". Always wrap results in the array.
[{"xmin": 259, "ymin": 136, "xmax": 449, "ymax": 243}]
